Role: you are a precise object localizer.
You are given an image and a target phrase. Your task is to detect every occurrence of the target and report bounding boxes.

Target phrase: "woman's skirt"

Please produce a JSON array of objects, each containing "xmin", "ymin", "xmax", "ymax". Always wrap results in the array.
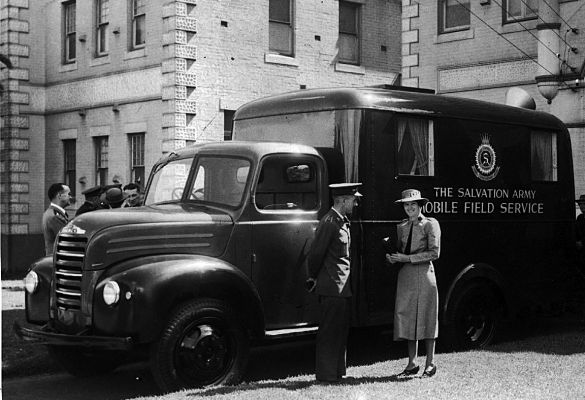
[{"xmin": 393, "ymin": 262, "xmax": 438, "ymax": 340}]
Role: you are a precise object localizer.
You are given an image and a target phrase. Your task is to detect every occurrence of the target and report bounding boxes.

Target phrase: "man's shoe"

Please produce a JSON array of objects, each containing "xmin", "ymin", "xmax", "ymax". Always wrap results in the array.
[
  {"xmin": 421, "ymin": 364, "xmax": 436, "ymax": 378},
  {"xmin": 400, "ymin": 365, "xmax": 420, "ymax": 376}
]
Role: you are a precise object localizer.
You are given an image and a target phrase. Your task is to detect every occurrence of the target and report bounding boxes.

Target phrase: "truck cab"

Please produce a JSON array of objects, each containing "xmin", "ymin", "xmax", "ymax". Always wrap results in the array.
[{"xmin": 18, "ymin": 141, "xmax": 332, "ymax": 391}]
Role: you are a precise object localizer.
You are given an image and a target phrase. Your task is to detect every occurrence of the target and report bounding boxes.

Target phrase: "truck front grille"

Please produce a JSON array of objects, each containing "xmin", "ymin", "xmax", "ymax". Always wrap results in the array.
[{"xmin": 54, "ymin": 234, "xmax": 87, "ymax": 310}]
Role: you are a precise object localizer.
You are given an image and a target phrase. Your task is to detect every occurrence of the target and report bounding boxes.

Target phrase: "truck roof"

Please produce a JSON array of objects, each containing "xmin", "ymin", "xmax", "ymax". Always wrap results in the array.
[
  {"xmin": 233, "ymin": 86, "xmax": 565, "ymax": 130},
  {"xmin": 155, "ymin": 141, "xmax": 322, "ymax": 164}
]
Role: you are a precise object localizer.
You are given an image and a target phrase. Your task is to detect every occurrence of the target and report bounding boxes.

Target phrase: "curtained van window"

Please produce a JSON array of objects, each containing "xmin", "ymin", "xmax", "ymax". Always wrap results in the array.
[
  {"xmin": 396, "ymin": 117, "xmax": 434, "ymax": 176},
  {"xmin": 531, "ymin": 131, "xmax": 557, "ymax": 181}
]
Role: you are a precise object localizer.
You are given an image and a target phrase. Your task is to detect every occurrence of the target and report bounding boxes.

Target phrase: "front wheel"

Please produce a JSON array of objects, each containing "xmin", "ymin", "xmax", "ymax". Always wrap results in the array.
[
  {"xmin": 442, "ymin": 282, "xmax": 504, "ymax": 351},
  {"xmin": 150, "ymin": 299, "xmax": 249, "ymax": 392}
]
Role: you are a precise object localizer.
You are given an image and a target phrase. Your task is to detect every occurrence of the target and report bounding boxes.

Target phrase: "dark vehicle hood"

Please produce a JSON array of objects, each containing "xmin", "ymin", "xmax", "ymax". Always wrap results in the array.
[{"xmin": 68, "ymin": 204, "xmax": 234, "ymax": 270}]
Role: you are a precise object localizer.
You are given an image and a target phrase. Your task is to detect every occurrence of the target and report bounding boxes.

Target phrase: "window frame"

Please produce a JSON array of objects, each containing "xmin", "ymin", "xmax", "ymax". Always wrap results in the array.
[
  {"xmin": 95, "ymin": 0, "xmax": 109, "ymax": 56},
  {"xmin": 338, "ymin": 1, "xmax": 361, "ymax": 65},
  {"xmin": 129, "ymin": 133, "xmax": 145, "ymax": 186},
  {"xmin": 223, "ymin": 110, "xmax": 235, "ymax": 141},
  {"xmin": 395, "ymin": 117, "xmax": 435, "ymax": 177},
  {"xmin": 438, "ymin": 0, "xmax": 471, "ymax": 34},
  {"xmin": 130, "ymin": 0, "xmax": 146, "ymax": 50},
  {"xmin": 503, "ymin": 0, "xmax": 538, "ymax": 24},
  {"xmin": 254, "ymin": 155, "xmax": 321, "ymax": 213},
  {"xmin": 530, "ymin": 131, "xmax": 557, "ymax": 182},
  {"xmin": 268, "ymin": 0, "xmax": 294, "ymax": 57},
  {"xmin": 95, "ymin": 136, "xmax": 109, "ymax": 186},
  {"xmin": 63, "ymin": 1, "xmax": 76, "ymax": 64},
  {"xmin": 63, "ymin": 139, "xmax": 77, "ymax": 197}
]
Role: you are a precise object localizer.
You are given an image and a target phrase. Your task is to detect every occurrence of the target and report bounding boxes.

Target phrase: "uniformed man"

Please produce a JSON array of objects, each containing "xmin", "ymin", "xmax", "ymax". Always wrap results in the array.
[
  {"xmin": 306, "ymin": 182, "xmax": 362, "ymax": 383},
  {"xmin": 75, "ymin": 185, "xmax": 103, "ymax": 216},
  {"xmin": 42, "ymin": 183, "xmax": 71, "ymax": 256}
]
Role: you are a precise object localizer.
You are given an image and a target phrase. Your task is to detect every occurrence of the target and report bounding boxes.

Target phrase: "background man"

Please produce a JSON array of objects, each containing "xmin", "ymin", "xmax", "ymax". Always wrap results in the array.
[
  {"xmin": 42, "ymin": 183, "xmax": 71, "ymax": 256},
  {"xmin": 122, "ymin": 183, "xmax": 142, "ymax": 207},
  {"xmin": 306, "ymin": 182, "xmax": 362, "ymax": 383},
  {"xmin": 75, "ymin": 185, "xmax": 102, "ymax": 216}
]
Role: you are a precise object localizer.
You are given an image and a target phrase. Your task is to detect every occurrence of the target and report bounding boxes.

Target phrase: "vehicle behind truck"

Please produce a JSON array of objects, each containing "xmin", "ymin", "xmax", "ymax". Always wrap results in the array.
[{"xmin": 18, "ymin": 86, "xmax": 578, "ymax": 392}]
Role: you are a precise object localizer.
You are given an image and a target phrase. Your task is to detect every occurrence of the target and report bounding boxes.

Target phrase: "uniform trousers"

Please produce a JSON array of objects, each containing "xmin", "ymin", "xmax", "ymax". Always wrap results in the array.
[{"xmin": 316, "ymin": 296, "xmax": 351, "ymax": 381}]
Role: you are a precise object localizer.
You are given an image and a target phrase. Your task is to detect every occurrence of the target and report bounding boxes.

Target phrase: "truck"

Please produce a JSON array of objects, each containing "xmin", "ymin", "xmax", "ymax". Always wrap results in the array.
[{"xmin": 17, "ymin": 86, "xmax": 578, "ymax": 392}]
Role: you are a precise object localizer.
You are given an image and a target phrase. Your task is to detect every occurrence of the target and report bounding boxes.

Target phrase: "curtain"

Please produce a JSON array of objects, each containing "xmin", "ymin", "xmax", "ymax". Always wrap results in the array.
[
  {"xmin": 409, "ymin": 118, "xmax": 429, "ymax": 175},
  {"xmin": 397, "ymin": 117, "xmax": 428, "ymax": 175},
  {"xmin": 531, "ymin": 131, "xmax": 552, "ymax": 181},
  {"xmin": 334, "ymin": 109, "xmax": 362, "ymax": 182}
]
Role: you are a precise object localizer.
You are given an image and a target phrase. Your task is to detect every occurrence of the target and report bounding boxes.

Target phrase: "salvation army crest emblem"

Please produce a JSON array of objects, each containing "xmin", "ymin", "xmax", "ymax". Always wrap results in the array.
[{"xmin": 472, "ymin": 134, "xmax": 500, "ymax": 181}]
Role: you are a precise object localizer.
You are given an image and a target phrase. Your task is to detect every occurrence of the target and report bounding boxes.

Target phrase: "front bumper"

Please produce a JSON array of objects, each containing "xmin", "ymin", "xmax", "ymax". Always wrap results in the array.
[{"xmin": 14, "ymin": 321, "xmax": 133, "ymax": 350}]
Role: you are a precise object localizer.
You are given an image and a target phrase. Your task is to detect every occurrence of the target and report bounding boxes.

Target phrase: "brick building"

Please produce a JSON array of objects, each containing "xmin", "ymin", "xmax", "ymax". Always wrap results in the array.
[
  {"xmin": 0, "ymin": 0, "xmax": 402, "ymax": 272},
  {"xmin": 401, "ymin": 0, "xmax": 584, "ymax": 200}
]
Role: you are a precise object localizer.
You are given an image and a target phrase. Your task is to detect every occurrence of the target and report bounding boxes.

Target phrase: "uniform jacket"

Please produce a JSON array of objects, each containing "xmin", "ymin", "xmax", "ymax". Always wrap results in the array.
[
  {"xmin": 308, "ymin": 208, "xmax": 352, "ymax": 297},
  {"xmin": 397, "ymin": 215, "xmax": 441, "ymax": 263},
  {"xmin": 42, "ymin": 204, "xmax": 69, "ymax": 256}
]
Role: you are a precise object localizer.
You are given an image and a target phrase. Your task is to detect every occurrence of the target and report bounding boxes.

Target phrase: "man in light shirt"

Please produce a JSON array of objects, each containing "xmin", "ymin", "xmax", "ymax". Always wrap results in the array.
[{"xmin": 42, "ymin": 183, "xmax": 71, "ymax": 256}]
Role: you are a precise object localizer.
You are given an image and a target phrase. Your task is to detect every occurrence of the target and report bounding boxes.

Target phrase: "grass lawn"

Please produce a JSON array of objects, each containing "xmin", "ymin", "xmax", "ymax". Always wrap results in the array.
[
  {"xmin": 4, "ymin": 304, "xmax": 585, "ymax": 400},
  {"xmin": 137, "ymin": 318, "xmax": 585, "ymax": 400}
]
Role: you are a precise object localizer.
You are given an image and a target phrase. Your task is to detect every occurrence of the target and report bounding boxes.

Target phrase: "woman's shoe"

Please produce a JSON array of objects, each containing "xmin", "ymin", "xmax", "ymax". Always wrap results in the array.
[
  {"xmin": 400, "ymin": 365, "xmax": 420, "ymax": 376},
  {"xmin": 422, "ymin": 364, "xmax": 437, "ymax": 378}
]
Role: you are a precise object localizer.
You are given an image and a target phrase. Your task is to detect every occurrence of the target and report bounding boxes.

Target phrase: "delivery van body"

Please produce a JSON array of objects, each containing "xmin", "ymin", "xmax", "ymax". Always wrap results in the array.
[{"xmin": 233, "ymin": 86, "xmax": 577, "ymax": 348}]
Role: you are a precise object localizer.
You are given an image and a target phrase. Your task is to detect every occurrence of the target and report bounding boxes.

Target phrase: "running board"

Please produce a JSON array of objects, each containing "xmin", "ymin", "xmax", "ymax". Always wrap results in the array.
[{"xmin": 264, "ymin": 326, "xmax": 318, "ymax": 338}]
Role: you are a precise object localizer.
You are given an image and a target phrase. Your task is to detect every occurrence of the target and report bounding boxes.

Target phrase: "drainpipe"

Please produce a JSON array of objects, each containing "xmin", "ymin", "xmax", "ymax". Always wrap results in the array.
[{"xmin": 535, "ymin": 0, "xmax": 561, "ymax": 104}]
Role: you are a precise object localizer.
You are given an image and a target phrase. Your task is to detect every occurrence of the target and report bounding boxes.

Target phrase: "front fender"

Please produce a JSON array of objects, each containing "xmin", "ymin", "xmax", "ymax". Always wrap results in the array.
[
  {"xmin": 25, "ymin": 256, "xmax": 54, "ymax": 324},
  {"xmin": 92, "ymin": 255, "xmax": 264, "ymax": 343}
]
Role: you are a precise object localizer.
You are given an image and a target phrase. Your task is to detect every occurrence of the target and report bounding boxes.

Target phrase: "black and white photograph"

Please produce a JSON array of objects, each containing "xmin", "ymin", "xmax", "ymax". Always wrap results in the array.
[{"xmin": 2, "ymin": 1, "xmax": 585, "ymax": 399}]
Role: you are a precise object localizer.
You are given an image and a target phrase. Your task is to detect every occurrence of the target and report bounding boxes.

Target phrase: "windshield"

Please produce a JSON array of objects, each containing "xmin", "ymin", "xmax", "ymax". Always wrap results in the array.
[{"xmin": 145, "ymin": 156, "xmax": 251, "ymax": 208}]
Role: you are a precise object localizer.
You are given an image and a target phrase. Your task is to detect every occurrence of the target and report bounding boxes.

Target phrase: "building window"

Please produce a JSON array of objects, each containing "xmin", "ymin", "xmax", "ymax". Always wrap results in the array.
[
  {"xmin": 439, "ymin": 0, "xmax": 470, "ymax": 33},
  {"xmin": 95, "ymin": 136, "xmax": 109, "ymax": 186},
  {"xmin": 339, "ymin": 1, "xmax": 360, "ymax": 65},
  {"xmin": 129, "ymin": 133, "xmax": 145, "ymax": 186},
  {"xmin": 63, "ymin": 140, "xmax": 76, "ymax": 197},
  {"xmin": 396, "ymin": 117, "xmax": 435, "ymax": 176},
  {"xmin": 504, "ymin": 0, "xmax": 538, "ymax": 23},
  {"xmin": 531, "ymin": 131, "xmax": 557, "ymax": 181},
  {"xmin": 96, "ymin": 0, "xmax": 109, "ymax": 56},
  {"xmin": 224, "ymin": 110, "xmax": 235, "ymax": 141},
  {"xmin": 269, "ymin": 0, "xmax": 294, "ymax": 56},
  {"xmin": 63, "ymin": 1, "xmax": 76, "ymax": 63},
  {"xmin": 131, "ymin": 0, "xmax": 146, "ymax": 49}
]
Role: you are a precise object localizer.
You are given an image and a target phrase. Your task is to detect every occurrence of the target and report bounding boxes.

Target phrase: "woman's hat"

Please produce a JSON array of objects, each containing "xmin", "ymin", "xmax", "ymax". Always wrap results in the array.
[
  {"xmin": 395, "ymin": 189, "xmax": 429, "ymax": 204},
  {"xmin": 577, "ymin": 194, "xmax": 585, "ymax": 204}
]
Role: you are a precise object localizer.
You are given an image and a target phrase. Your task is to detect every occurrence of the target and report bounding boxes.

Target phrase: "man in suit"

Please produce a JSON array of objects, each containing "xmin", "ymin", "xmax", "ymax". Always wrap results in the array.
[
  {"xmin": 42, "ymin": 183, "xmax": 71, "ymax": 256},
  {"xmin": 122, "ymin": 183, "xmax": 142, "ymax": 207},
  {"xmin": 306, "ymin": 182, "xmax": 362, "ymax": 383}
]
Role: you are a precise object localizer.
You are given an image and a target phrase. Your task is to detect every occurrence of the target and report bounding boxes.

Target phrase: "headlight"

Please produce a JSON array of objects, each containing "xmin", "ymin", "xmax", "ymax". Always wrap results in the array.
[
  {"xmin": 23, "ymin": 271, "xmax": 39, "ymax": 294},
  {"xmin": 103, "ymin": 281, "xmax": 120, "ymax": 306}
]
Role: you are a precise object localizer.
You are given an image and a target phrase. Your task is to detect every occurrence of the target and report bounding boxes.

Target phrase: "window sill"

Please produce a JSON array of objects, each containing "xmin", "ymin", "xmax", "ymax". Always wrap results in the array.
[
  {"xmin": 335, "ymin": 63, "xmax": 365, "ymax": 75},
  {"xmin": 124, "ymin": 47, "xmax": 146, "ymax": 60},
  {"xmin": 59, "ymin": 62, "xmax": 78, "ymax": 73},
  {"xmin": 435, "ymin": 28, "xmax": 474, "ymax": 43},
  {"xmin": 90, "ymin": 55, "xmax": 111, "ymax": 67},
  {"xmin": 264, "ymin": 53, "xmax": 299, "ymax": 67}
]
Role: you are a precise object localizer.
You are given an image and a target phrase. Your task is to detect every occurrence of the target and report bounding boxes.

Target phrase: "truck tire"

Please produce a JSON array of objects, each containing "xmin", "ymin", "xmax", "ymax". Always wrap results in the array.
[
  {"xmin": 48, "ymin": 345, "xmax": 123, "ymax": 376},
  {"xmin": 442, "ymin": 282, "xmax": 503, "ymax": 351},
  {"xmin": 150, "ymin": 298, "xmax": 249, "ymax": 392}
]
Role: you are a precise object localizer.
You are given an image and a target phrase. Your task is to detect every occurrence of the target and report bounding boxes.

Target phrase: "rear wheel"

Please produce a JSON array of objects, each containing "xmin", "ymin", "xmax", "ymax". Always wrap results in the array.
[
  {"xmin": 150, "ymin": 299, "xmax": 249, "ymax": 392},
  {"xmin": 48, "ymin": 345, "xmax": 124, "ymax": 376},
  {"xmin": 442, "ymin": 282, "xmax": 504, "ymax": 351}
]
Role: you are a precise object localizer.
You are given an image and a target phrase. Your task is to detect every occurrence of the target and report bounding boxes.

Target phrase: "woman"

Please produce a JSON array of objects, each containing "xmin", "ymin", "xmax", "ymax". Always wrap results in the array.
[{"xmin": 386, "ymin": 189, "xmax": 441, "ymax": 378}]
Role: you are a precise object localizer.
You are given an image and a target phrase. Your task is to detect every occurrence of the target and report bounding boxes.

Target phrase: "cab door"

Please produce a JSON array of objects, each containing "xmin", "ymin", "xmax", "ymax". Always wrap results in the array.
[{"xmin": 250, "ymin": 154, "xmax": 325, "ymax": 330}]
